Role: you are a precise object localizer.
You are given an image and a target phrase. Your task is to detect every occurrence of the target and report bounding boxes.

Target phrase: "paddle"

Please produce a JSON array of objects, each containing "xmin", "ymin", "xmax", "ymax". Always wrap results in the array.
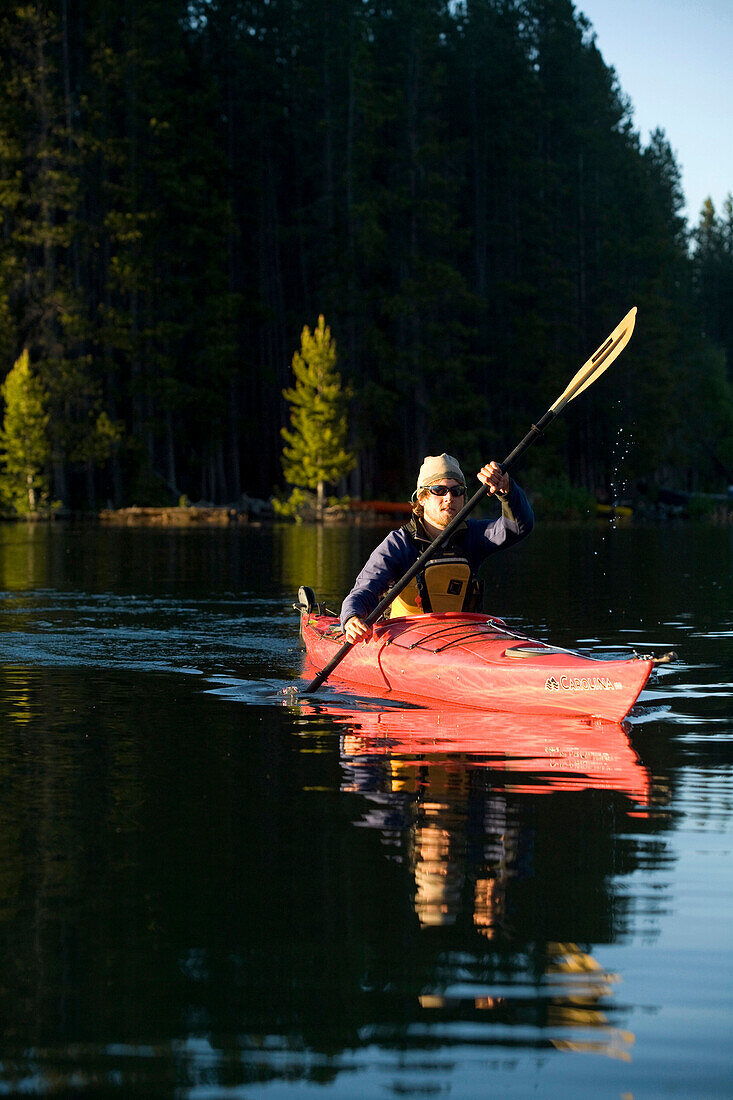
[{"xmin": 303, "ymin": 306, "xmax": 637, "ymax": 694}]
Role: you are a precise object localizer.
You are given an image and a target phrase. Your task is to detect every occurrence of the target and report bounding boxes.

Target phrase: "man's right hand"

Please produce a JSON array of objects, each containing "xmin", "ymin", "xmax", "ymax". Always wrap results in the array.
[{"xmin": 344, "ymin": 616, "xmax": 373, "ymax": 644}]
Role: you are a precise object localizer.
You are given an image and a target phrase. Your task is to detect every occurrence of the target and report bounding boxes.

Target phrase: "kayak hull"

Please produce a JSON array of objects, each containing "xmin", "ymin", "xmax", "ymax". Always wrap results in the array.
[{"xmin": 300, "ymin": 611, "xmax": 654, "ymax": 722}]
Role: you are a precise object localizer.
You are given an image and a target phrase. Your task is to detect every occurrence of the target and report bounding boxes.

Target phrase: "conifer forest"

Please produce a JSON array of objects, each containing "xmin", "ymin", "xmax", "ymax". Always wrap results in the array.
[{"xmin": 0, "ymin": 0, "xmax": 732, "ymax": 512}]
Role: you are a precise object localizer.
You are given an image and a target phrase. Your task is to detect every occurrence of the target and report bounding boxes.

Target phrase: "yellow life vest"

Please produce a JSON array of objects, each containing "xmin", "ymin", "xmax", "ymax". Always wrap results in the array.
[{"xmin": 390, "ymin": 556, "xmax": 478, "ymax": 617}]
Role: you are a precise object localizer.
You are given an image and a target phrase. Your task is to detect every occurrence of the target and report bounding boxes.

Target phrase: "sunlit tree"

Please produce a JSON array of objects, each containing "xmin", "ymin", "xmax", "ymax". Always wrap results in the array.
[
  {"xmin": 0, "ymin": 350, "xmax": 51, "ymax": 512},
  {"xmin": 281, "ymin": 315, "xmax": 355, "ymax": 520}
]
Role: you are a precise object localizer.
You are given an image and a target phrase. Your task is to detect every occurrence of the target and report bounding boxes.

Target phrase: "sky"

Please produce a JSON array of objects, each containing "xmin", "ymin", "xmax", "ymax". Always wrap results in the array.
[{"xmin": 576, "ymin": 0, "xmax": 733, "ymax": 227}]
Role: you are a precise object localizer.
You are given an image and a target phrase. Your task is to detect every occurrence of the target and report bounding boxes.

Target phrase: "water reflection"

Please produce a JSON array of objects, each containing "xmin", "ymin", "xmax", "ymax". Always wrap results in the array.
[
  {"xmin": 417, "ymin": 940, "xmax": 634, "ymax": 1063},
  {"xmin": 289, "ymin": 696, "xmax": 656, "ymax": 1062},
  {"xmin": 311, "ymin": 704, "xmax": 647, "ymax": 927}
]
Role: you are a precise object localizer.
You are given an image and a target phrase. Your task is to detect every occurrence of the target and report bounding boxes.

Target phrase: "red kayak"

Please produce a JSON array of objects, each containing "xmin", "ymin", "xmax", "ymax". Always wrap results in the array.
[{"xmin": 300, "ymin": 608, "xmax": 659, "ymax": 722}]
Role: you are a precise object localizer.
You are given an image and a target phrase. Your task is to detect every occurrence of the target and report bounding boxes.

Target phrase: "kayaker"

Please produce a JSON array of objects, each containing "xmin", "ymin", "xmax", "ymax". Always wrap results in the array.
[{"xmin": 341, "ymin": 453, "xmax": 534, "ymax": 643}]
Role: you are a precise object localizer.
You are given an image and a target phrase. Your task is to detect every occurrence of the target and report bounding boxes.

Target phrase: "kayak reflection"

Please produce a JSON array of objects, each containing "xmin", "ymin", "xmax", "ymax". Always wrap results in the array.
[
  {"xmin": 313, "ymin": 699, "xmax": 651, "ymax": 800},
  {"xmin": 297, "ymin": 696, "xmax": 650, "ymax": 934}
]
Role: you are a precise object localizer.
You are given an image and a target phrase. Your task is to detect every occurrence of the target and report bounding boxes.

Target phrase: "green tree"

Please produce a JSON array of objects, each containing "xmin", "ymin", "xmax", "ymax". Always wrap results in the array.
[
  {"xmin": 0, "ymin": 349, "xmax": 50, "ymax": 513},
  {"xmin": 281, "ymin": 315, "xmax": 355, "ymax": 520}
]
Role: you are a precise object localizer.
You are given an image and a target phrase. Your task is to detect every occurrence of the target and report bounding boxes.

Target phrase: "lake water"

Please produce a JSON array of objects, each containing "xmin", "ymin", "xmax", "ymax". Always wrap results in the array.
[{"xmin": 0, "ymin": 518, "xmax": 731, "ymax": 1098}]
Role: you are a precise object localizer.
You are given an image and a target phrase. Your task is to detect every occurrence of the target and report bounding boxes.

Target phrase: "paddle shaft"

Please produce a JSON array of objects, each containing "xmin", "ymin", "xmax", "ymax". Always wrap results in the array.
[{"xmin": 302, "ymin": 409, "xmax": 555, "ymax": 693}]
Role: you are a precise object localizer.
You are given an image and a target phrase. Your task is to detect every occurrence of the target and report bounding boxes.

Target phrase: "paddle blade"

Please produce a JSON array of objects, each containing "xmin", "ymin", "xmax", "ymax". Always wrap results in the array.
[{"xmin": 550, "ymin": 307, "xmax": 637, "ymax": 414}]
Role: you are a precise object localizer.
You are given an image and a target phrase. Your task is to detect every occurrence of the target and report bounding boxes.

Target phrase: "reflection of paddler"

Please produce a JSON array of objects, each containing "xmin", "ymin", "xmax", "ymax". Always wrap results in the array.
[
  {"xmin": 412, "ymin": 811, "xmax": 465, "ymax": 927},
  {"xmin": 334, "ymin": 715, "xmax": 649, "ymax": 941},
  {"xmin": 389, "ymin": 757, "xmax": 414, "ymax": 793},
  {"xmin": 474, "ymin": 875, "xmax": 506, "ymax": 940},
  {"xmin": 385, "ymin": 756, "xmax": 473, "ymax": 797},
  {"xmin": 390, "ymin": 763, "xmax": 473, "ymax": 926}
]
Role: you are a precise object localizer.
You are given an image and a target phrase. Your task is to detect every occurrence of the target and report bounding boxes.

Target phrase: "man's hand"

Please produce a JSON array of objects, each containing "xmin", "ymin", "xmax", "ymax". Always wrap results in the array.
[
  {"xmin": 478, "ymin": 461, "xmax": 510, "ymax": 495},
  {"xmin": 344, "ymin": 616, "xmax": 373, "ymax": 644}
]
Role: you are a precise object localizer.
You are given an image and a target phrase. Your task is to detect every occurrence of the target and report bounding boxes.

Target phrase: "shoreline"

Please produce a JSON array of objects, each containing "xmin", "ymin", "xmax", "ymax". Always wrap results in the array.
[{"xmin": 1, "ymin": 494, "xmax": 731, "ymax": 526}]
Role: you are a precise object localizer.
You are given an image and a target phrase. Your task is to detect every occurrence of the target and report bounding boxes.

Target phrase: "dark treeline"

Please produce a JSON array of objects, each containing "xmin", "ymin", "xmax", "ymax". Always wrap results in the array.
[{"xmin": 0, "ymin": 0, "xmax": 731, "ymax": 509}]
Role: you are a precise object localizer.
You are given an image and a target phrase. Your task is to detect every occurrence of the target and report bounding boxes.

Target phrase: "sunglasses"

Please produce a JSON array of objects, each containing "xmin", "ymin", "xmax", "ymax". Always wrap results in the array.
[{"xmin": 424, "ymin": 484, "xmax": 466, "ymax": 498}]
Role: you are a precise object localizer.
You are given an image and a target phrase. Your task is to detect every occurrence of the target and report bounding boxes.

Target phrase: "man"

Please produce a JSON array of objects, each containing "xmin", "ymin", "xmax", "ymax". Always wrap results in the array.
[{"xmin": 341, "ymin": 453, "xmax": 534, "ymax": 643}]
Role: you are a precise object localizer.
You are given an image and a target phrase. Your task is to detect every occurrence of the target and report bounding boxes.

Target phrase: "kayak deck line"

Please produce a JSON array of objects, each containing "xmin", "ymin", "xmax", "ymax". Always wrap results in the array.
[
  {"xmin": 377, "ymin": 613, "xmax": 510, "ymax": 650},
  {"xmin": 397, "ymin": 625, "xmax": 509, "ymax": 652},
  {"xmin": 417, "ymin": 629, "xmax": 508, "ymax": 653}
]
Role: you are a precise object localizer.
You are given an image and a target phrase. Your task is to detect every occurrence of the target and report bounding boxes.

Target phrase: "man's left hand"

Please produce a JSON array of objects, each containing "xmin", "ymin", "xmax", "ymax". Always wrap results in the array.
[{"xmin": 478, "ymin": 461, "xmax": 510, "ymax": 495}]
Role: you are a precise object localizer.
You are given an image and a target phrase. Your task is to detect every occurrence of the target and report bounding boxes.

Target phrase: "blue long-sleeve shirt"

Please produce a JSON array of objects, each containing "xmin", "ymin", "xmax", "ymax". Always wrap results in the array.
[{"xmin": 340, "ymin": 480, "xmax": 534, "ymax": 628}]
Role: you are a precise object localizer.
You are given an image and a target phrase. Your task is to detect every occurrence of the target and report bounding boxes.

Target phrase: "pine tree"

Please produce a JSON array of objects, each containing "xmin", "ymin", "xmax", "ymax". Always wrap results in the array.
[
  {"xmin": 0, "ymin": 349, "xmax": 50, "ymax": 513},
  {"xmin": 281, "ymin": 315, "xmax": 355, "ymax": 520}
]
